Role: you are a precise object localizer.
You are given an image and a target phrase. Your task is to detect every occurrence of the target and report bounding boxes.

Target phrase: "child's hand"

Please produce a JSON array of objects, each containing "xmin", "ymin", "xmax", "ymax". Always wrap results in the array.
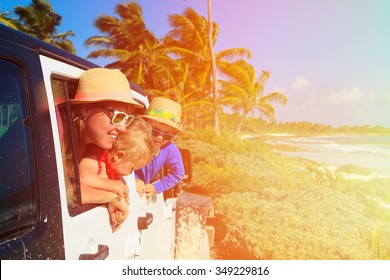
[
  {"xmin": 144, "ymin": 183, "xmax": 157, "ymax": 197},
  {"xmin": 108, "ymin": 198, "xmax": 129, "ymax": 232},
  {"xmin": 108, "ymin": 203, "xmax": 118, "ymax": 228},
  {"xmin": 144, "ymin": 183, "xmax": 157, "ymax": 204},
  {"xmin": 117, "ymin": 181, "xmax": 129, "ymax": 201},
  {"xmin": 112, "ymin": 215, "xmax": 122, "ymax": 232},
  {"xmin": 111, "ymin": 181, "xmax": 124, "ymax": 200},
  {"xmin": 122, "ymin": 182, "xmax": 129, "ymax": 197},
  {"xmin": 109, "ymin": 180, "xmax": 128, "ymax": 201},
  {"xmin": 111, "ymin": 210, "xmax": 124, "ymax": 232},
  {"xmin": 135, "ymin": 178, "xmax": 145, "ymax": 197}
]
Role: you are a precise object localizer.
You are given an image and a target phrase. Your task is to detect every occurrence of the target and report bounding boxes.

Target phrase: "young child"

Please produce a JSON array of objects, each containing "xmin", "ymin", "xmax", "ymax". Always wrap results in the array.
[
  {"xmin": 79, "ymin": 116, "xmax": 154, "ymax": 230},
  {"xmin": 135, "ymin": 97, "xmax": 185, "ymax": 201}
]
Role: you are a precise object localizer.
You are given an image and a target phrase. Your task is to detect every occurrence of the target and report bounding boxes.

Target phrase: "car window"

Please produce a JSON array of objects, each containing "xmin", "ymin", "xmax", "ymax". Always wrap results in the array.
[
  {"xmin": 51, "ymin": 76, "xmax": 98, "ymax": 215},
  {"xmin": 0, "ymin": 59, "xmax": 37, "ymax": 242}
]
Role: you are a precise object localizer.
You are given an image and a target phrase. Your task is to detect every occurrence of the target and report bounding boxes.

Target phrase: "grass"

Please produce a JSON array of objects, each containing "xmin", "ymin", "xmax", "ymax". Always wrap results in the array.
[
  {"xmin": 337, "ymin": 164, "xmax": 373, "ymax": 176},
  {"xmin": 175, "ymin": 129, "xmax": 390, "ymax": 260}
]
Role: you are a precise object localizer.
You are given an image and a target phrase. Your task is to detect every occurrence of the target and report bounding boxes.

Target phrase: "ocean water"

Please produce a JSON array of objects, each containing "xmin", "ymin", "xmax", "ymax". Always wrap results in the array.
[{"xmin": 268, "ymin": 135, "xmax": 390, "ymax": 177}]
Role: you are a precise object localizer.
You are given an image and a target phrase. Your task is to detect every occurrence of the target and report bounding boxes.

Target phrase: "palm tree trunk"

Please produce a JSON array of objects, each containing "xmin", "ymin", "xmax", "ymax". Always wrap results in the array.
[
  {"xmin": 236, "ymin": 111, "xmax": 248, "ymax": 136},
  {"xmin": 207, "ymin": 0, "xmax": 219, "ymax": 134}
]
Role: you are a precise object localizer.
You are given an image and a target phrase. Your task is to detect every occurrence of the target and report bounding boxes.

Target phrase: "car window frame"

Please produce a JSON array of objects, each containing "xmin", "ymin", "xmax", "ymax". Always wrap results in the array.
[{"xmin": 0, "ymin": 58, "xmax": 37, "ymax": 243}]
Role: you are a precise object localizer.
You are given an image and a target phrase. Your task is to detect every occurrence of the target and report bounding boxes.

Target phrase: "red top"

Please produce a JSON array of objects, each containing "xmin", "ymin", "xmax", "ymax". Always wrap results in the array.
[{"xmin": 85, "ymin": 144, "xmax": 119, "ymax": 180}]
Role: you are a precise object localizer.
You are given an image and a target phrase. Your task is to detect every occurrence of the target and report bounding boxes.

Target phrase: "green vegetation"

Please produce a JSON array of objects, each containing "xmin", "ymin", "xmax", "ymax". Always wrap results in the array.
[
  {"xmin": 0, "ymin": 0, "xmax": 75, "ymax": 53},
  {"xmin": 214, "ymin": 113, "xmax": 390, "ymax": 136},
  {"xmin": 176, "ymin": 129, "xmax": 390, "ymax": 260},
  {"xmin": 337, "ymin": 165, "xmax": 373, "ymax": 176},
  {"xmin": 222, "ymin": 114, "xmax": 390, "ymax": 136}
]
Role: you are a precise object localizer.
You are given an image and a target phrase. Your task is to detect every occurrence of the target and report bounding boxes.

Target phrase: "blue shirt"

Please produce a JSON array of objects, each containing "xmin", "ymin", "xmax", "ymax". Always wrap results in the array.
[{"xmin": 135, "ymin": 142, "xmax": 184, "ymax": 193}]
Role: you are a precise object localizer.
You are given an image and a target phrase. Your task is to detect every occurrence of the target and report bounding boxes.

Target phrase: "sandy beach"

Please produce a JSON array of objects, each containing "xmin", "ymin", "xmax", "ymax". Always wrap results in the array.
[{"xmin": 261, "ymin": 134, "xmax": 390, "ymax": 178}]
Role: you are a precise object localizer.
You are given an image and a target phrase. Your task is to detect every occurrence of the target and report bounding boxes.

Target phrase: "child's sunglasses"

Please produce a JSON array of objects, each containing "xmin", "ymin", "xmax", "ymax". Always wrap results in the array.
[
  {"xmin": 108, "ymin": 109, "xmax": 135, "ymax": 127},
  {"xmin": 151, "ymin": 128, "xmax": 175, "ymax": 140}
]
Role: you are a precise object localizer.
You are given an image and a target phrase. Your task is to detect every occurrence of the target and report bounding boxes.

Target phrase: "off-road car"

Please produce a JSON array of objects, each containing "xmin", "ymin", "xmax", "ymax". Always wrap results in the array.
[{"xmin": 0, "ymin": 24, "xmax": 213, "ymax": 260}]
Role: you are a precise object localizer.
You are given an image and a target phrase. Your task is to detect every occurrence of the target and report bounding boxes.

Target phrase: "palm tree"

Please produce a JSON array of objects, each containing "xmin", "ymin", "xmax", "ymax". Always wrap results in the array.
[
  {"xmin": 85, "ymin": 2, "xmax": 172, "ymax": 92},
  {"xmin": 13, "ymin": 0, "xmax": 75, "ymax": 53},
  {"xmin": 163, "ymin": 7, "xmax": 251, "ymax": 130},
  {"xmin": 207, "ymin": 0, "xmax": 218, "ymax": 133},
  {"xmin": 219, "ymin": 59, "xmax": 287, "ymax": 135},
  {"xmin": 0, "ymin": 11, "xmax": 18, "ymax": 29}
]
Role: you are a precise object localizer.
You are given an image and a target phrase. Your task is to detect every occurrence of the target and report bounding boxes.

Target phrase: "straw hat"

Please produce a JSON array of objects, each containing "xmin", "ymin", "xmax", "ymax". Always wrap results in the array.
[
  {"xmin": 142, "ymin": 97, "xmax": 182, "ymax": 132},
  {"xmin": 70, "ymin": 68, "xmax": 142, "ymax": 107}
]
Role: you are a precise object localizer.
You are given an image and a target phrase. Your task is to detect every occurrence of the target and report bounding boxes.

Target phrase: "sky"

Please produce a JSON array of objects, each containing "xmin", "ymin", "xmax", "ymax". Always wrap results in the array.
[{"xmin": 1, "ymin": 0, "xmax": 390, "ymax": 127}]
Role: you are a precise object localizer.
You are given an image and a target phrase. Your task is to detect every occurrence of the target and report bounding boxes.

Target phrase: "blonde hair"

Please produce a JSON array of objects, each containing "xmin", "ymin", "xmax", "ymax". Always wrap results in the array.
[{"xmin": 113, "ymin": 116, "xmax": 154, "ymax": 169}]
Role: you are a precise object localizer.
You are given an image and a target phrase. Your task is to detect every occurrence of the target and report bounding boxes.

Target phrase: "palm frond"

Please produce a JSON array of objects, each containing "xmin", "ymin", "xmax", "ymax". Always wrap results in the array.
[
  {"xmin": 216, "ymin": 48, "xmax": 252, "ymax": 61},
  {"xmin": 261, "ymin": 91, "xmax": 287, "ymax": 105}
]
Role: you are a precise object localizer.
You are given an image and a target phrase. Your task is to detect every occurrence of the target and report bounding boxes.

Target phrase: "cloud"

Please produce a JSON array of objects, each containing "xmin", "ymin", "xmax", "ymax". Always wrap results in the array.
[
  {"xmin": 292, "ymin": 75, "xmax": 309, "ymax": 89},
  {"xmin": 327, "ymin": 86, "xmax": 365, "ymax": 106},
  {"xmin": 274, "ymin": 83, "xmax": 390, "ymax": 126}
]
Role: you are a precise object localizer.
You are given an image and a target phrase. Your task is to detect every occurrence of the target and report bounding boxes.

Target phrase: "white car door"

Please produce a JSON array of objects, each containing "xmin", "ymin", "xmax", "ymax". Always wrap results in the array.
[{"xmin": 39, "ymin": 55, "xmax": 139, "ymax": 260}]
